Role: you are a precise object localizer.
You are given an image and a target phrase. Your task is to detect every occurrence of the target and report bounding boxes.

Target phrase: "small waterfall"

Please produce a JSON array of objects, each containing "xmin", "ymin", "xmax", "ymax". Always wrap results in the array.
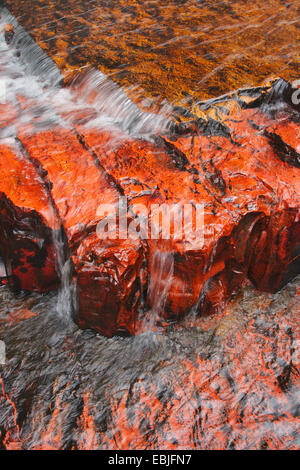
[
  {"xmin": 0, "ymin": 7, "xmax": 62, "ymax": 87},
  {"xmin": 0, "ymin": 253, "xmax": 6, "ymax": 278},
  {"xmin": 0, "ymin": 10, "xmax": 63, "ymax": 140},
  {"xmin": 12, "ymin": 137, "xmax": 75, "ymax": 325},
  {"xmin": 143, "ymin": 251, "xmax": 174, "ymax": 330},
  {"xmin": 56, "ymin": 258, "xmax": 77, "ymax": 326}
]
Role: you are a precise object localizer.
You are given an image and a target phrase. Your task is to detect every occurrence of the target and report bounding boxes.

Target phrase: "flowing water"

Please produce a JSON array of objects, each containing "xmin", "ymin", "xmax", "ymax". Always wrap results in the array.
[
  {"xmin": 0, "ymin": 1, "xmax": 299, "ymax": 450},
  {"xmin": 4, "ymin": 0, "xmax": 300, "ymax": 106},
  {"xmin": 144, "ymin": 251, "xmax": 175, "ymax": 329},
  {"xmin": 0, "ymin": 274, "xmax": 299, "ymax": 449}
]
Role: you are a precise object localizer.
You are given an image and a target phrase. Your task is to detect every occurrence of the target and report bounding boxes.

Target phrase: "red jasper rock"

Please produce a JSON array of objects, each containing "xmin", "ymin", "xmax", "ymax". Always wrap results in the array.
[
  {"xmin": 0, "ymin": 141, "xmax": 60, "ymax": 292},
  {"xmin": 167, "ymin": 80, "xmax": 300, "ymax": 295},
  {"xmin": 19, "ymin": 129, "xmax": 145, "ymax": 336},
  {"xmin": 78, "ymin": 79, "xmax": 300, "ymax": 327},
  {"xmin": 73, "ymin": 233, "xmax": 145, "ymax": 336},
  {"xmin": 0, "ymin": 79, "xmax": 299, "ymax": 336}
]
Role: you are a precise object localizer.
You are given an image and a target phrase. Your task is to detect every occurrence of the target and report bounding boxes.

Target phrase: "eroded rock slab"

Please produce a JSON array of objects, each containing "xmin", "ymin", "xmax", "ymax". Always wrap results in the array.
[
  {"xmin": 0, "ymin": 140, "xmax": 60, "ymax": 292},
  {"xmin": 0, "ymin": 79, "xmax": 299, "ymax": 337},
  {"xmin": 19, "ymin": 129, "xmax": 144, "ymax": 336},
  {"xmin": 78, "ymin": 80, "xmax": 300, "ymax": 327}
]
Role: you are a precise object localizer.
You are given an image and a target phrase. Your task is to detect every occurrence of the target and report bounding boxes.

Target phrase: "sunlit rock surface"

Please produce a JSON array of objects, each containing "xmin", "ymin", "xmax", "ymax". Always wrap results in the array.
[
  {"xmin": 4, "ymin": 0, "xmax": 299, "ymax": 107},
  {"xmin": 0, "ymin": 141, "xmax": 61, "ymax": 292}
]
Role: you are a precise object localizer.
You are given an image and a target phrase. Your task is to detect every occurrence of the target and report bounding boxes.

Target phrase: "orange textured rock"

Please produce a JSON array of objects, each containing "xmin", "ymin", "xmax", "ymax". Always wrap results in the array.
[
  {"xmin": 18, "ymin": 129, "xmax": 144, "ymax": 336},
  {"xmin": 5, "ymin": 0, "xmax": 300, "ymax": 106},
  {"xmin": 167, "ymin": 80, "xmax": 300, "ymax": 293},
  {"xmin": 0, "ymin": 79, "xmax": 299, "ymax": 337},
  {"xmin": 78, "ymin": 128, "xmax": 233, "ymax": 319},
  {"xmin": 78, "ymin": 81, "xmax": 300, "ymax": 324},
  {"xmin": 3, "ymin": 23, "xmax": 14, "ymax": 44},
  {"xmin": 0, "ymin": 141, "xmax": 60, "ymax": 292}
]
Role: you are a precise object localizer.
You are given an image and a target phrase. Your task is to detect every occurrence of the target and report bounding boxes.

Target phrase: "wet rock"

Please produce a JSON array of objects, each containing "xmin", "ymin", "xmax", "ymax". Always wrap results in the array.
[
  {"xmin": 80, "ymin": 81, "xmax": 300, "ymax": 327},
  {"xmin": 0, "ymin": 275, "xmax": 299, "ymax": 449},
  {"xmin": 0, "ymin": 141, "xmax": 60, "ymax": 292},
  {"xmin": 0, "ymin": 80, "xmax": 299, "ymax": 337},
  {"xmin": 164, "ymin": 80, "xmax": 300, "ymax": 298},
  {"xmin": 19, "ymin": 129, "xmax": 144, "ymax": 337}
]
